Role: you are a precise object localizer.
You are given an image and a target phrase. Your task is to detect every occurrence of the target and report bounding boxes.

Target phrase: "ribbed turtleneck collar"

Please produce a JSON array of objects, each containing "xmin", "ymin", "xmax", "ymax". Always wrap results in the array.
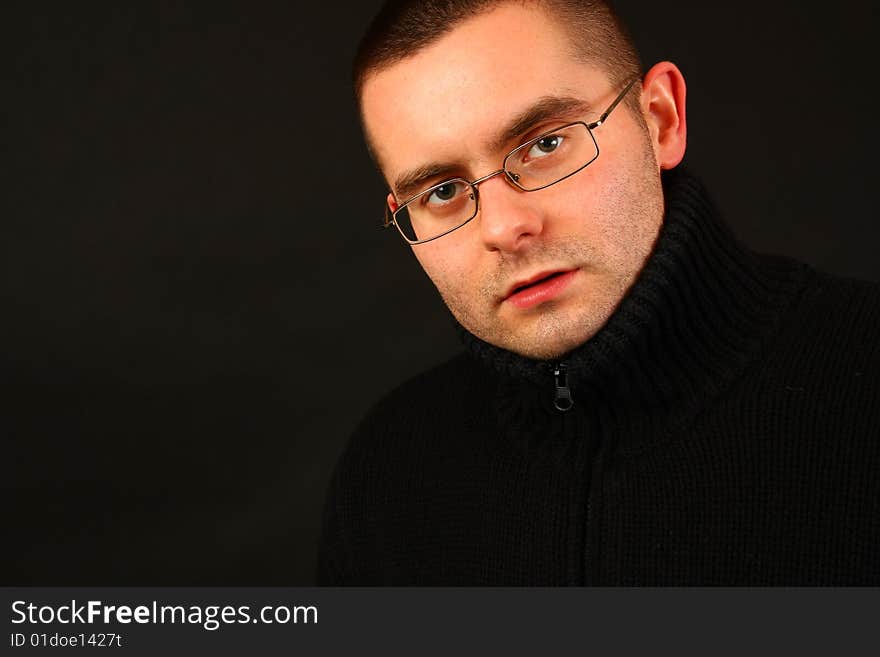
[{"xmin": 457, "ymin": 166, "xmax": 811, "ymax": 417}]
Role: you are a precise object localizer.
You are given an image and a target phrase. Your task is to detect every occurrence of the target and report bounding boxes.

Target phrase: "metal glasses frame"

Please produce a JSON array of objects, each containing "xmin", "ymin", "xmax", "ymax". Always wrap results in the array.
[{"xmin": 383, "ymin": 77, "xmax": 640, "ymax": 245}]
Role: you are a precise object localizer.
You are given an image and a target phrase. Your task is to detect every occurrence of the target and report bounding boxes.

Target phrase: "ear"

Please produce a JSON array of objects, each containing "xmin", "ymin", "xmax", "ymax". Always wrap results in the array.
[
  {"xmin": 386, "ymin": 192, "xmax": 399, "ymax": 213},
  {"xmin": 640, "ymin": 61, "xmax": 687, "ymax": 170}
]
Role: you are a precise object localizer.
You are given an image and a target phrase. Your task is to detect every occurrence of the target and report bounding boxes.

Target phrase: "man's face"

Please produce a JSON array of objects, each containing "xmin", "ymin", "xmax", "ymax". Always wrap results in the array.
[{"xmin": 361, "ymin": 4, "xmax": 666, "ymax": 359}]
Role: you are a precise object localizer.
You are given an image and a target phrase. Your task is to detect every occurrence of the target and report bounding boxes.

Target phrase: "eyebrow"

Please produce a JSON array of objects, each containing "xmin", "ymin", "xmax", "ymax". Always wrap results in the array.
[
  {"xmin": 489, "ymin": 95, "xmax": 593, "ymax": 152},
  {"xmin": 394, "ymin": 162, "xmax": 463, "ymax": 202},
  {"xmin": 392, "ymin": 95, "xmax": 593, "ymax": 201}
]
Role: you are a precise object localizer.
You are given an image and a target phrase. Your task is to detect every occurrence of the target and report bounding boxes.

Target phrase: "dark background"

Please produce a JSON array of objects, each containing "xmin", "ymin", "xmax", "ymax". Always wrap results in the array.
[{"xmin": 5, "ymin": 1, "xmax": 878, "ymax": 584}]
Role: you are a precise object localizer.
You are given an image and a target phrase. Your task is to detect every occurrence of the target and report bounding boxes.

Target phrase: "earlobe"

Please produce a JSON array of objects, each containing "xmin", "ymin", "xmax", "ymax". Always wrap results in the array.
[{"xmin": 640, "ymin": 61, "xmax": 687, "ymax": 170}]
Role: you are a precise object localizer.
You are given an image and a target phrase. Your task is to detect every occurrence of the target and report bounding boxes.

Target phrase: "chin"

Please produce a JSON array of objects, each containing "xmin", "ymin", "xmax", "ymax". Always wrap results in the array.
[
  {"xmin": 511, "ymin": 342, "xmax": 579, "ymax": 361},
  {"xmin": 498, "ymin": 328, "xmax": 595, "ymax": 361},
  {"xmin": 456, "ymin": 304, "xmax": 603, "ymax": 360}
]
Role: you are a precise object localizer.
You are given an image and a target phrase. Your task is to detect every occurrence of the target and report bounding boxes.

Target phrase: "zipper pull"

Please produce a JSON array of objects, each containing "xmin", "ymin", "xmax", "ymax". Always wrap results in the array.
[{"xmin": 553, "ymin": 363, "xmax": 574, "ymax": 412}]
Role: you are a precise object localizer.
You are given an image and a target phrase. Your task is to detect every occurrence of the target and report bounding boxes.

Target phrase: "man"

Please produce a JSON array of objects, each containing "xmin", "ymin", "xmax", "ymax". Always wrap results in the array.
[{"xmin": 318, "ymin": 0, "xmax": 880, "ymax": 585}]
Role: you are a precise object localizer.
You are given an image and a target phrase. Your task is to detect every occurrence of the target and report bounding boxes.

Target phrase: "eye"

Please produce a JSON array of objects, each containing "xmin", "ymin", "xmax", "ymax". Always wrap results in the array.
[
  {"xmin": 425, "ymin": 181, "xmax": 466, "ymax": 205},
  {"xmin": 526, "ymin": 134, "xmax": 564, "ymax": 159}
]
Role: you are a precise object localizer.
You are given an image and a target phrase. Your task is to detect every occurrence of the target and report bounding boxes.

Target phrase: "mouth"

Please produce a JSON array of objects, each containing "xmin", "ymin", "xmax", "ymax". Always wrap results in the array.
[
  {"xmin": 504, "ymin": 270, "xmax": 571, "ymax": 298},
  {"xmin": 502, "ymin": 269, "xmax": 578, "ymax": 309}
]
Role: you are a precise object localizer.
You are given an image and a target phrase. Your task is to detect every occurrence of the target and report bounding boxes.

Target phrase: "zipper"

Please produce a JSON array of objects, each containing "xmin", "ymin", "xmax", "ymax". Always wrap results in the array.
[
  {"xmin": 552, "ymin": 362, "xmax": 574, "ymax": 411},
  {"xmin": 553, "ymin": 360, "xmax": 598, "ymax": 585}
]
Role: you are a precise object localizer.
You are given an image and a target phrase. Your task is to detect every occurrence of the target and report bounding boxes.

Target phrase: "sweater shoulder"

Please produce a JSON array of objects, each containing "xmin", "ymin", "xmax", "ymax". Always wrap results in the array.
[
  {"xmin": 316, "ymin": 351, "xmax": 490, "ymax": 584},
  {"xmin": 368, "ymin": 351, "xmax": 477, "ymax": 415},
  {"xmin": 787, "ymin": 267, "xmax": 880, "ymax": 353},
  {"xmin": 807, "ymin": 266, "xmax": 880, "ymax": 305},
  {"xmin": 339, "ymin": 351, "xmax": 487, "ymax": 462},
  {"xmin": 760, "ymin": 261, "xmax": 880, "ymax": 384}
]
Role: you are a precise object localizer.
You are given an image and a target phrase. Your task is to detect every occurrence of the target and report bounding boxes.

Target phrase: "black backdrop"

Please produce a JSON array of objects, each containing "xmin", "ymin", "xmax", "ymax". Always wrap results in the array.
[{"xmin": 5, "ymin": 1, "xmax": 878, "ymax": 584}]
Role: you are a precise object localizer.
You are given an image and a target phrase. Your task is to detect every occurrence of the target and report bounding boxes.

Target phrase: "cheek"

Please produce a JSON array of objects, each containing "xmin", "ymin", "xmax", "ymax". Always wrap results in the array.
[
  {"xmin": 593, "ymin": 158, "xmax": 663, "ymax": 268},
  {"xmin": 538, "ymin": 179, "xmax": 607, "ymax": 244},
  {"xmin": 414, "ymin": 245, "xmax": 465, "ymax": 291},
  {"xmin": 413, "ymin": 238, "xmax": 485, "ymax": 309}
]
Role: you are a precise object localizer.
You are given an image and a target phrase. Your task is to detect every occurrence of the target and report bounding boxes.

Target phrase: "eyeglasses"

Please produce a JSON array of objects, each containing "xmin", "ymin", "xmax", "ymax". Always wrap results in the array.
[{"xmin": 383, "ymin": 77, "xmax": 639, "ymax": 245}]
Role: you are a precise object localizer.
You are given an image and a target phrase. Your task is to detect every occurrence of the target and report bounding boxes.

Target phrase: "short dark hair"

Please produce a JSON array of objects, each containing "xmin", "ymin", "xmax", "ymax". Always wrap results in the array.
[{"xmin": 353, "ymin": 0, "xmax": 643, "ymax": 104}]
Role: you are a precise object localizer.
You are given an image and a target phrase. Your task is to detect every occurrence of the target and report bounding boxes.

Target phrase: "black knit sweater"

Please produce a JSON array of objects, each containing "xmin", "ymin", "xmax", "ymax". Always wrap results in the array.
[{"xmin": 318, "ymin": 167, "xmax": 880, "ymax": 585}]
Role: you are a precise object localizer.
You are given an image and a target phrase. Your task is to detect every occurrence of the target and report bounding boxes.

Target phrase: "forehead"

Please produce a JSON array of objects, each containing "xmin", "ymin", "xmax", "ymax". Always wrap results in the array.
[{"xmin": 360, "ymin": 3, "xmax": 610, "ymax": 181}]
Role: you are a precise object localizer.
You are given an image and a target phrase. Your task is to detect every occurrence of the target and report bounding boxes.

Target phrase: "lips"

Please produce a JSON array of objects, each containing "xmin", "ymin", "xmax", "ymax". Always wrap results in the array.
[
  {"xmin": 502, "ymin": 269, "xmax": 578, "ymax": 310},
  {"xmin": 504, "ymin": 270, "xmax": 572, "ymax": 299}
]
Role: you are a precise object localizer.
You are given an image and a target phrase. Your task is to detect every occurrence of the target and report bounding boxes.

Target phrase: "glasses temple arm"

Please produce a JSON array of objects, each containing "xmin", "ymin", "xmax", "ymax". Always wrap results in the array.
[{"xmin": 586, "ymin": 77, "xmax": 639, "ymax": 129}]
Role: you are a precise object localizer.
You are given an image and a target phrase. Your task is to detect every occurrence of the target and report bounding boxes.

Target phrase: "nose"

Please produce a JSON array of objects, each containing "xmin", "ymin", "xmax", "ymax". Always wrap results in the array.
[{"xmin": 474, "ymin": 172, "xmax": 545, "ymax": 253}]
